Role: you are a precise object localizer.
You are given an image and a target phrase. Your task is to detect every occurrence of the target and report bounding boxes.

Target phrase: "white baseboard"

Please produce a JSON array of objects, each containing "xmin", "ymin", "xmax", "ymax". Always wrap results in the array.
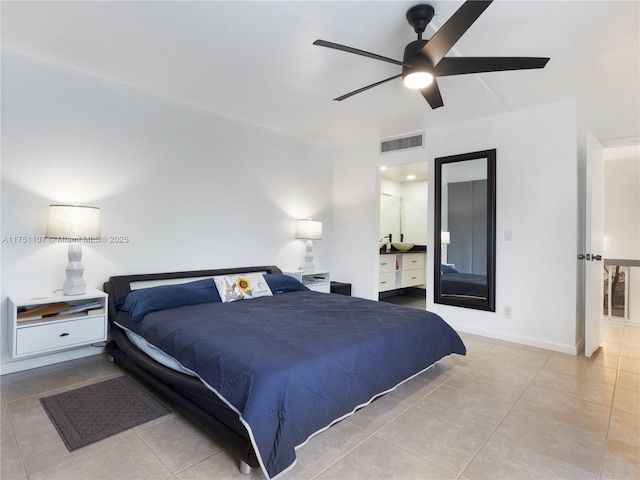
[{"xmin": 453, "ymin": 324, "xmax": 579, "ymax": 355}]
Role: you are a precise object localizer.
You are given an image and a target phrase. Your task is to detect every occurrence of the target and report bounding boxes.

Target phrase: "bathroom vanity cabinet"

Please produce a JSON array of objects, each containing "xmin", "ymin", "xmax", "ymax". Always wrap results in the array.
[{"xmin": 378, "ymin": 252, "xmax": 425, "ymax": 292}]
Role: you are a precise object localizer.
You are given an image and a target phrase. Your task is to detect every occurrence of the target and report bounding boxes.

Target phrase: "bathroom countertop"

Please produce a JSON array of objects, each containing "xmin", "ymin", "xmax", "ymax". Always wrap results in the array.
[{"xmin": 379, "ymin": 245, "xmax": 427, "ymax": 254}]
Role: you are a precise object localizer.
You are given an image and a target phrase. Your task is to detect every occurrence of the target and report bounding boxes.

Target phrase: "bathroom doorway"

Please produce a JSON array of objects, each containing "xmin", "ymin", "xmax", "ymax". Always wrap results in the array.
[{"xmin": 379, "ymin": 161, "xmax": 428, "ymax": 309}]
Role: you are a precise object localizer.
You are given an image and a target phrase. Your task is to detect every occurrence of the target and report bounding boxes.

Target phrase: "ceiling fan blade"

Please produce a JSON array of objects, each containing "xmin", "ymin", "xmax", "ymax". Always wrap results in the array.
[
  {"xmin": 435, "ymin": 56, "xmax": 550, "ymax": 76},
  {"xmin": 421, "ymin": 79, "xmax": 444, "ymax": 109},
  {"xmin": 314, "ymin": 40, "xmax": 405, "ymax": 66},
  {"xmin": 333, "ymin": 74, "xmax": 402, "ymax": 101},
  {"xmin": 421, "ymin": 0, "xmax": 493, "ymax": 67}
]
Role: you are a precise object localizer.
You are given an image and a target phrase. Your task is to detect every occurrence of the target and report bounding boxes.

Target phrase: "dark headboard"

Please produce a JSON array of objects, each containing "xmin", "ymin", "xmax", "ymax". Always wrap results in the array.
[{"xmin": 103, "ymin": 265, "xmax": 282, "ymax": 323}]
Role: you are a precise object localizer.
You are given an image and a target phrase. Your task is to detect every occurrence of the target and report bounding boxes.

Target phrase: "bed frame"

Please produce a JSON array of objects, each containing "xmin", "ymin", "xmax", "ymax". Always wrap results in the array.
[{"xmin": 104, "ymin": 266, "xmax": 282, "ymax": 474}]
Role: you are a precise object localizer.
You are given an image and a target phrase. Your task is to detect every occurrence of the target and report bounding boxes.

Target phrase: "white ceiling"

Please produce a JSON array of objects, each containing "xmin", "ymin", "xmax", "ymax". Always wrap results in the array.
[{"xmin": 2, "ymin": 1, "xmax": 639, "ymax": 148}]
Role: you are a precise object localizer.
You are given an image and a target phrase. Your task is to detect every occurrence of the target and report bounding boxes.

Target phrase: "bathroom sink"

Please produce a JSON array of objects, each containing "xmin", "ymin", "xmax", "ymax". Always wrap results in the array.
[{"xmin": 391, "ymin": 242, "xmax": 415, "ymax": 251}]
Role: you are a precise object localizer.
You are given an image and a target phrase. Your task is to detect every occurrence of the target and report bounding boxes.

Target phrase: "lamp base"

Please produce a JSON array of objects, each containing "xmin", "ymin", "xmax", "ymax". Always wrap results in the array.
[
  {"xmin": 303, "ymin": 239, "xmax": 315, "ymax": 273},
  {"xmin": 63, "ymin": 244, "xmax": 86, "ymax": 296},
  {"xmin": 63, "ymin": 276, "xmax": 86, "ymax": 296}
]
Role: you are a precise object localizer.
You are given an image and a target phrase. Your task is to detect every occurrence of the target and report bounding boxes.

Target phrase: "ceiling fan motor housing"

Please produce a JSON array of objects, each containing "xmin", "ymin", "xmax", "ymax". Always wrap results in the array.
[{"xmin": 402, "ymin": 40, "xmax": 432, "ymax": 79}]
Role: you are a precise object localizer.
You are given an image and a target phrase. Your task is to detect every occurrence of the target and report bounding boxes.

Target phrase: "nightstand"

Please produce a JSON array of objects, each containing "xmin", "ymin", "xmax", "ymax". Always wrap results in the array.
[
  {"xmin": 284, "ymin": 271, "xmax": 331, "ymax": 293},
  {"xmin": 8, "ymin": 289, "xmax": 108, "ymax": 359},
  {"xmin": 330, "ymin": 281, "xmax": 352, "ymax": 296}
]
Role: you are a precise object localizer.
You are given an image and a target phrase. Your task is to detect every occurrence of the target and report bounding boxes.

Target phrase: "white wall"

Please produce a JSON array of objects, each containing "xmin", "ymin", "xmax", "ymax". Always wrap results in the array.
[
  {"xmin": 332, "ymin": 143, "xmax": 381, "ymax": 300},
  {"xmin": 1, "ymin": 51, "xmax": 334, "ymax": 372},
  {"xmin": 333, "ymin": 98, "xmax": 580, "ymax": 353}
]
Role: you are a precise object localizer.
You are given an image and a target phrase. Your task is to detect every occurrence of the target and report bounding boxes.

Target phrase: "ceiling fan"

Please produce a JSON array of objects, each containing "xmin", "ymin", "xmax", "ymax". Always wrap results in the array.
[{"xmin": 314, "ymin": 0, "xmax": 549, "ymax": 109}]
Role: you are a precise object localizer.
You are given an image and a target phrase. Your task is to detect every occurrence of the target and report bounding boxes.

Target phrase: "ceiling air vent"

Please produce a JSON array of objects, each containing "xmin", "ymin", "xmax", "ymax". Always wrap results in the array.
[{"xmin": 380, "ymin": 132, "xmax": 425, "ymax": 154}]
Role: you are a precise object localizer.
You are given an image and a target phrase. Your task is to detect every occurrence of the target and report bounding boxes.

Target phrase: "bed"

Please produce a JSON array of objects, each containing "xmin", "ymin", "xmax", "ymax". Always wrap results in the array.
[
  {"xmin": 440, "ymin": 264, "xmax": 488, "ymax": 298},
  {"xmin": 104, "ymin": 265, "xmax": 466, "ymax": 479}
]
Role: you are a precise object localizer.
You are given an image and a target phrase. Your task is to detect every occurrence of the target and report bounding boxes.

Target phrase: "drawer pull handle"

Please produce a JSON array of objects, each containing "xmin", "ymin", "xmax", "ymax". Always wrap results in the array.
[{"xmin": 59, "ymin": 332, "xmax": 70, "ymax": 337}]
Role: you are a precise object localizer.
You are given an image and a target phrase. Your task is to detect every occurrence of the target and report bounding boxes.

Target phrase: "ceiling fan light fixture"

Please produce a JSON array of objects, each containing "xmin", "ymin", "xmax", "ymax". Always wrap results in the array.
[{"xmin": 403, "ymin": 69, "xmax": 433, "ymax": 89}]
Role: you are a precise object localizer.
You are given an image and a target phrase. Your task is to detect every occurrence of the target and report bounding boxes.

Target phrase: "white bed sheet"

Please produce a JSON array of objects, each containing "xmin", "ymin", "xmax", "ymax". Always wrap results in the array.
[{"xmin": 125, "ymin": 329, "xmax": 196, "ymax": 376}]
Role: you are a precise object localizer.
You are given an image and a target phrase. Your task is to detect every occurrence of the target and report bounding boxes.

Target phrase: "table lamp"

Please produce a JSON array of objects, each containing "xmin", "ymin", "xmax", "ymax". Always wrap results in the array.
[
  {"xmin": 46, "ymin": 204, "xmax": 101, "ymax": 295},
  {"xmin": 296, "ymin": 219, "xmax": 322, "ymax": 273}
]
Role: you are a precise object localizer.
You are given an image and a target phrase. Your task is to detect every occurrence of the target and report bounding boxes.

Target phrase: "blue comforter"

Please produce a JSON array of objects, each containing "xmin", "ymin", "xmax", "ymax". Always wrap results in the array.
[
  {"xmin": 115, "ymin": 290, "xmax": 465, "ymax": 478},
  {"xmin": 441, "ymin": 272, "xmax": 487, "ymax": 297}
]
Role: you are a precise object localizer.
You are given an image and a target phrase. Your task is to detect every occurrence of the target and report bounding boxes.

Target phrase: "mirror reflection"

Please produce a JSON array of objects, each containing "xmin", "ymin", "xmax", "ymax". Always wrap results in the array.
[
  {"xmin": 379, "ymin": 194, "xmax": 402, "ymax": 245},
  {"xmin": 434, "ymin": 150, "xmax": 496, "ymax": 311}
]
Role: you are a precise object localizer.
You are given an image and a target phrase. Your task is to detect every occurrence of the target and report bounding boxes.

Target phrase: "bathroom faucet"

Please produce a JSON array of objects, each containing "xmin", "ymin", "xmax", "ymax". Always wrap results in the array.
[{"xmin": 382, "ymin": 233, "xmax": 392, "ymax": 252}]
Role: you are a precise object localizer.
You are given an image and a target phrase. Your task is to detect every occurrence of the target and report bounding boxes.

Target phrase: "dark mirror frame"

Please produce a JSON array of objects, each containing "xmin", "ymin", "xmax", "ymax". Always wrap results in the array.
[{"xmin": 434, "ymin": 149, "xmax": 496, "ymax": 311}]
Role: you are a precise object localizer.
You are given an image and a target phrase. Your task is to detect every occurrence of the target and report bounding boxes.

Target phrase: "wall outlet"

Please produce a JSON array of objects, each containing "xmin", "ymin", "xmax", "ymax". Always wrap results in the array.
[{"xmin": 503, "ymin": 306, "xmax": 512, "ymax": 319}]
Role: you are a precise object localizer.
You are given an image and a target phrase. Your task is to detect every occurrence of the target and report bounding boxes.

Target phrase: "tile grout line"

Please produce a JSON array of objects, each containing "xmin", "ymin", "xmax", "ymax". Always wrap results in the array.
[
  {"xmin": 597, "ymin": 341, "xmax": 623, "ymax": 480},
  {"xmin": 311, "ymin": 379, "xmax": 454, "ymax": 479},
  {"xmin": 454, "ymin": 347, "xmax": 553, "ymax": 478},
  {"xmin": 308, "ymin": 430, "xmax": 375, "ymax": 479},
  {"xmin": 134, "ymin": 426, "xmax": 181, "ymax": 478},
  {"xmin": 307, "ymin": 352, "xmax": 470, "ymax": 477},
  {"xmin": 1, "ymin": 394, "xmax": 29, "ymax": 480}
]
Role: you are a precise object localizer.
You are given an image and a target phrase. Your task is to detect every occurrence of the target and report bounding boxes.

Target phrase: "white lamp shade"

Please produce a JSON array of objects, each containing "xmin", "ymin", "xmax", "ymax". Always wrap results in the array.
[
  {"xmin": 46, "ymin": 205, "xmax": 101, "ymax": 240},
  {"xmin": 296, "ymin": 219, "xmax": 322, "ymax": 240},
  {"xmin": 441, "ymin": 231, "xmax": 451, "ymax": 244}
]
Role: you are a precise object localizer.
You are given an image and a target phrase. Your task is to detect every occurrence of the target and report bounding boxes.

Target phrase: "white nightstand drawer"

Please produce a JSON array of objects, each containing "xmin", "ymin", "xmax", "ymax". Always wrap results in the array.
[{"xmin": 16, "ymin": 316, "xmax": 107, "ymax": 356}]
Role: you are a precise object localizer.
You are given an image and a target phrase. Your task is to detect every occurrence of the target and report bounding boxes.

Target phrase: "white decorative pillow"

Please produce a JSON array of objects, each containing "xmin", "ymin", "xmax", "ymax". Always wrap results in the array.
[{"xmin": 214, "ymin": 273, "xmax": 273, "ymax": 303}]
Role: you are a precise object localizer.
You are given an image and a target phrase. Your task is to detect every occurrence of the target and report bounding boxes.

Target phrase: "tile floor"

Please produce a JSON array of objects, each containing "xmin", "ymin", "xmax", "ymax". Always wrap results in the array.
[{"xmin": 1, "ymin": 317, "xmax": 638, "ymax": 480}]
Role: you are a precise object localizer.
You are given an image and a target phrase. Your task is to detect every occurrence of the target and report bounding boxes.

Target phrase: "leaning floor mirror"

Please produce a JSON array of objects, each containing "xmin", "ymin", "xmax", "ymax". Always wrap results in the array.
[{"xmin": 434, "ymin": 149, "xmax": 496, "ymax": 311}]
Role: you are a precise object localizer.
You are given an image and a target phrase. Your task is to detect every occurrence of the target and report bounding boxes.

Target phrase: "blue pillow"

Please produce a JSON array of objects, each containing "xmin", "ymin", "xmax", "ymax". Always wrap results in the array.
[
  {"xmin": 116, "ymin": 278, "xmax": 221, "ymax": 321},
  {"xmin": 441, "ymin": 265, "xmax": 458, "ymax": 274},
  {"xmin": 264, "ymin": 274, "xmax": 309, "ymax": 293}
]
